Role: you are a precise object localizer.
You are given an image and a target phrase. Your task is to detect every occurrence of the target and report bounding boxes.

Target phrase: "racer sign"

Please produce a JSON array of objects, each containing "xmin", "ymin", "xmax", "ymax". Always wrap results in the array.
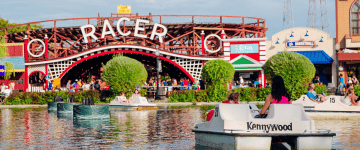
[{"xmin": 117, "ymin": 6, "xmax": 131, "ymax": 13}]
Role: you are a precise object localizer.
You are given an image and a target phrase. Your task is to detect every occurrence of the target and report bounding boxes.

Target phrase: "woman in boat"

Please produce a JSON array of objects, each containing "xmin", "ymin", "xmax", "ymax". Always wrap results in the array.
[
  {"xmin": 206, "ymin": 93, "xmax": 240, "ymax": 121},
  {"xmin": 346, "ymin": 88, "xmax": 360, "ymax": 106},
  {"xmin": 343, "ymin": 88, "xmax": 354, "ymax": 106},
  {"xmin": 116, "ymin": 92, "xmax": 127, "ymax": 103},
  {"xmin": 129, "ymin": 89, "xmax": 141, "ymax": 103},
  {"xmin": 256, "ymin": 76, "xmax": 291, "ymax": 118}
]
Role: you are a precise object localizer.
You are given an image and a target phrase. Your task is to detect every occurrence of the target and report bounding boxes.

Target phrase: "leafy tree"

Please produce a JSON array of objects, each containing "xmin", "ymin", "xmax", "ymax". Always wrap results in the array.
[
  {"xmin": 264, "ymin": 51, "xmax": 315, "ymax": 100},
  {"xmin": 102, "ymin": 54, "xmax": 148, "ymax": 94},
  {"xmin": 202, "ymin": 59, "xmax": 235, "ymax": 102},
  {"xmin": 0, "ymin": 16, "xmax": 43, "ymax": 37}
]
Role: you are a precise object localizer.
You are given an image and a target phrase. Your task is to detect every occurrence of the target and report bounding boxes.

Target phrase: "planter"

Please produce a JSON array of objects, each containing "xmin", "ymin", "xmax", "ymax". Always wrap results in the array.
[
  {"xmin": 57, "ymin": 102, "xmax": 81, "ymax": 118},
  {"xmin": 73, "ymin": 104, "xmax": 110, "ymax": 120}
]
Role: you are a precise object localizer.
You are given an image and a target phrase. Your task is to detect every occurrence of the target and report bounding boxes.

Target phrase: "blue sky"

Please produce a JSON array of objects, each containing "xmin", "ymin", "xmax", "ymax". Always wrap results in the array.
[{"xmin": 0, "ymin": 0, "xmax": 335, "ymax": 40}]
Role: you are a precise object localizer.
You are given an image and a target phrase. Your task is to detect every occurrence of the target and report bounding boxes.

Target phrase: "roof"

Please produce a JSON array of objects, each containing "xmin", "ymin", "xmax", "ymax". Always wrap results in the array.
[{"xmin": 278, "ymin": 50, "xmax": 333, "ymax": 64}]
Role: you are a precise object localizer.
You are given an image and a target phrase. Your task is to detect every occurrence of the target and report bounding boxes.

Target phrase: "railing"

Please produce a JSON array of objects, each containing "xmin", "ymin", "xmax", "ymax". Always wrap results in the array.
[{"xmin": 31, "ymin": 85, "xmax": 45, "ymax": 92}]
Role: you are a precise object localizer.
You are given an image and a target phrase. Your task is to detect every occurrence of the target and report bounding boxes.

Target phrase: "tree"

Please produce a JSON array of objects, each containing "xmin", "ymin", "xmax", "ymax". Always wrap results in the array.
[
  {"xmin": 264, "ymin": 51, "xmax": 316, "ymax": 100},
  {"xmin": 0, "ymin": 16, "xmax": 43, "ymax": 37},
  {"xmin": 102, "ymin": 54, "xmax": 148, "ymax": 94},
  {"xmin": 202, "ymin": 59, "xmax": 235, "ymax": 102}
]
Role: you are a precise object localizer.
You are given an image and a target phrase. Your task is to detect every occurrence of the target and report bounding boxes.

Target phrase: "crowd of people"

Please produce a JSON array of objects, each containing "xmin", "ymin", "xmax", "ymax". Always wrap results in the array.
[
  {"xmin": 143, "ymin": 76, "xmax": 204, "ymax": 98},
  {"xmin": 47, "ymin": 79, "xmax": 103, "ymax": 92}
]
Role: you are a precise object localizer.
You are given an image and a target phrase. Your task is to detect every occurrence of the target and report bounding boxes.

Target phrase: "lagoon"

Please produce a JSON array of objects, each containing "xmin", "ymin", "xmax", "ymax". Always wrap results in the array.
[{"xmin": 0, "ymin": 105, "xmax": 359, "ymax": 149}]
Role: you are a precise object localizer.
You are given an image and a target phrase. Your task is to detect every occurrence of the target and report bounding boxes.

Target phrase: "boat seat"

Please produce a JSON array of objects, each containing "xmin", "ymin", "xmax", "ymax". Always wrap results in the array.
[
  {"xmin": 266, "ymin": 104, "xmax": 310, "ymax": 122},
  {"xmin": 292, "ymin": 95, "xmax": 317, "ymax": 107},
  {"xmin": 132, "ymin": 97, "xmax": 149, "ymax": 104},
  {"xmin": 315, "ymin": 95, "xmax": 360, "ymax": 111}
]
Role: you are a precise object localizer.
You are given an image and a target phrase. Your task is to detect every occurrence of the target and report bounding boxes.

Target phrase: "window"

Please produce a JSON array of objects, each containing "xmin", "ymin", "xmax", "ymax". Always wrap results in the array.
[{"xmin": 351, "ymin": 1, "xmax": 360, "ymax": 34}]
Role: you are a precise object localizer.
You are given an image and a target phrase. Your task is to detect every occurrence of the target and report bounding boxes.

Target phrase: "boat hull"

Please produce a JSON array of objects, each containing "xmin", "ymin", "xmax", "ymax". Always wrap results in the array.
[{"xmin": 193, "ymin": 130, "xmax": 335, "ymax": 150}]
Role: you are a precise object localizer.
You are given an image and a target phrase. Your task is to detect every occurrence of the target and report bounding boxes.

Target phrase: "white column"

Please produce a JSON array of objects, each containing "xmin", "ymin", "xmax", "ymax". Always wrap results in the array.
[{"xmin": 261, "ymin": 70, "xmax": 265, "ymax": 88}]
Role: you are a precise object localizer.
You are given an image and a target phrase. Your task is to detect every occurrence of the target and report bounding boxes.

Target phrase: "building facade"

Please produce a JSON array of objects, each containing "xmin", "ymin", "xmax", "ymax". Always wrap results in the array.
[
  {"xmin": 266, "ymin": 27, "xmax": 336, "ymax": 87},
  {"xmin": 223, "ymin": 38, "xmax": 267, "ymax": 88},
  {"xmin": 336, "ymin": 0, "xmax": 360, "ymax": 85}
]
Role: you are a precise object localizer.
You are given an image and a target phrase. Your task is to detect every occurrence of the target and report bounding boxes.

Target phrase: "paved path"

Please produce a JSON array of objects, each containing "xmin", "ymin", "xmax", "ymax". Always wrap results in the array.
[{"xmin": 0, "ymin": 101, "xmax": 265, "ymax": 108}]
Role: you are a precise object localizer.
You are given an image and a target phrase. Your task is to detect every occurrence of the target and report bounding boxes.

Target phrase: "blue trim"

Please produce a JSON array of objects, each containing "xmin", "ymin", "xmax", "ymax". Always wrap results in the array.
[{"xmin": 278, "ymin": 50, "xmax": 333, "ymax": 64}]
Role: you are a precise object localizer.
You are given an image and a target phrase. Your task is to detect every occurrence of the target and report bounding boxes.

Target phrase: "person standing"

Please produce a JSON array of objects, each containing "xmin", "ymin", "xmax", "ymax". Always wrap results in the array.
[
  {"xmin": 48, "ymin": 80, "xmax": 54, "ymax": 91},
  {"xmin": 184, "ymin": 78, "xmax": 189, "ymax": 90},
  {"xmin": 66, "ymin": 80, "xmax": 72, "ymax": 91},
  {"xmin": 352, "ymin": 75, "xmax": 359, "ymax": 85},
  {"xmin": 82, "ymin": 81, "xmax": 91, "ymax": 91},
  {"xmin": 94, "ymin": 81, "xmax": 101, "ymax": 91},
  {"xmin": 339, "ymin": 74, "xmax": 345, "ymax": 95},
  {"xmin": 167, "ymin": 79, "xmax": 173, "ymax": 96},
  {"xmin": 0, "ymin": 83, "xmax": 6, "ymax": 94},
  {"xmin": 254, "ymin": 78, "xmax": 260, "ymax": 88}
]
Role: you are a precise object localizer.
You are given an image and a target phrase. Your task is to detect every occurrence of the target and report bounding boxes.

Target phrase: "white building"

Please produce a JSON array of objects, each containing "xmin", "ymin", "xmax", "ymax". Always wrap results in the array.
[{"xmin": 265, "ymin": 27, "xmax": 336, "ymax": 87}]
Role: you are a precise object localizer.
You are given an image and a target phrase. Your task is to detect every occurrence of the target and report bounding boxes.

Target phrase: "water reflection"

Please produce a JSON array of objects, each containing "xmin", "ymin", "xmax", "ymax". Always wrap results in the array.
[{"xmin": 0, "ymin": 106, "xmax": 359, "ymax": 149}]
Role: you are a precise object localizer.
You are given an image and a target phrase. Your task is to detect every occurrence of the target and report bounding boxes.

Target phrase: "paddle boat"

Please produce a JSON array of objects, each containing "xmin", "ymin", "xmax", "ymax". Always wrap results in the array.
[
  {"xmin": 293, "ymin": 95, "xmax": 360, "ymax": 113},
  {"xmin": 193, "ymin": 103, "xmax": 335, "ymax": 150},
  {"xmin": 109, "ymin": 96, "xmax": 158, "ymax": 110}
]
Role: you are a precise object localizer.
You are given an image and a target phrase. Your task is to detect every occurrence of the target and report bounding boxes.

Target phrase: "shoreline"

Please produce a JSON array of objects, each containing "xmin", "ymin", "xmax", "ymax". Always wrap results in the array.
[{"xmin": 0, "ymin": 101, "xmax": 265, "ymax": 108}]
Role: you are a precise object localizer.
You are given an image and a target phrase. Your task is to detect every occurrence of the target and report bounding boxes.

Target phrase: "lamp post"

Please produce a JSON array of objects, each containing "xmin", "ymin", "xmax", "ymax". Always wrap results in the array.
[
  {"xmin": 155, "ymin": 48, "xmax": 161, "ymax": 100},
  {"xmin": 335, "ymin": 43, "xmax": 340, "ymax": 95}
]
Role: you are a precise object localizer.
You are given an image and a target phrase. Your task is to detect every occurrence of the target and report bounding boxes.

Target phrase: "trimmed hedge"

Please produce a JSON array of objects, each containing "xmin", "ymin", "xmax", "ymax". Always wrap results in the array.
[
  {"xmin": 168, "ymin": 84, "xmax": 328, "ymax": 103},
  {"xmin": 4, "ymin": 89, "xmax": 149, "ymax": 105},
  {"xmin": 5, "ymin": 90, "xmax": 102, "ymax": 105}
]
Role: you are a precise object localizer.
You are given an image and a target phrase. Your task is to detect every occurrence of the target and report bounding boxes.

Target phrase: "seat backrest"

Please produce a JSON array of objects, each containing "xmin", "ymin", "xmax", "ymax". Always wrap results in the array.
[
  {"xmin": 218, "ymin": 103, "xmax": 252, "ymax": 121},
  {"xmin": 292, "ymin": 95, "xmax": 317, "ymax": 107},
  {"xmin": 132, "ymin": 97, "xmax": 148, "ymax": 104},
  {"xmin": 266, "ymin": 104, "xmax": 309, "ymax": 121}
]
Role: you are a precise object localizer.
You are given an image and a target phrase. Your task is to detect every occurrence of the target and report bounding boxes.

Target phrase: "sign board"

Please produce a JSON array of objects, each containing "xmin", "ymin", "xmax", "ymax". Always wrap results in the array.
[
  {"xmin": 158, "ymin": 60, "xmax": 162, "ymax": 72},
  {"xmin": 286, "ymin": 41, "xmax": 315, "ymax": 48},
  {"xmin": 239, "ymin": 72, "xmax": 250, "ymax": 78},
  {"xmin": 230, "ymin": 44, "xmax": 259, "ymax": 54},
  {"xmin": 117, "ymin": 6, "xmax": 131, "ymax": 13}
]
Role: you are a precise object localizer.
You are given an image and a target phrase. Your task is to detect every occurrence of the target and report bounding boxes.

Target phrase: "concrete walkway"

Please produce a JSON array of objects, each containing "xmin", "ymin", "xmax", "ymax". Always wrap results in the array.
[{"xmin": 0, "ymin": 101, "xmax": 265, "ymax": 108}]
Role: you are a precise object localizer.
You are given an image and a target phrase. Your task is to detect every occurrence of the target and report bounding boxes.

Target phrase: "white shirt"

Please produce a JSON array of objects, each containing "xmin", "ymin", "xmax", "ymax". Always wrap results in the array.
[
  {"xmin": 1, "ymin": 85, "xmax": 6, "ymax": 93},
  {"xmin": 4, "ymin": 89, "xmax": 11, "ymax": 97},
  {"xmin": 348, "ymin": 79, "xmax": 353, "ymax": 84},
  {"xmin": 240, "ymin": 78, "xmax": 244, "ymax": 84},
  {"xmin": 83, "ymin": 84, "xmax": 91, "ymax": 90}
]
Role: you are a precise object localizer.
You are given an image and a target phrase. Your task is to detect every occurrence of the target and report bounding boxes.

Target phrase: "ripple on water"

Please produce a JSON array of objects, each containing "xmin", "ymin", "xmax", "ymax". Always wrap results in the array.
[{"xmin": 0, "ymin": 107, "xmax": 359, "ymax": 149}]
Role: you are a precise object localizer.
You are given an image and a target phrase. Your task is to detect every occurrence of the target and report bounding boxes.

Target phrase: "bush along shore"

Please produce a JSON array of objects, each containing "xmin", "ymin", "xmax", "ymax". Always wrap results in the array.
[
  {"xmin": 168, "ymin": 84, "xmax": 328, "ymax": 103},
  {"xmin": 4, "ymin": 89, "xmax": 148, "ymax": 105},
  {"xmin": 3, "ymin": 85, "xmax": 329, "ymax": 105}
]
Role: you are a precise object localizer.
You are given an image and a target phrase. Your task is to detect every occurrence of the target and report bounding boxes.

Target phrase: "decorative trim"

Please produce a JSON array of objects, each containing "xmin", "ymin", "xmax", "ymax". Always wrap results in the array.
[
  {"xmin": 224, "ymin": 47, "xmax": 230, "ymax": 52},
  {"xmin": 229, "ymin": 55, "xmax": 263, "ymax": 67},
  {"xmin": 224, "ymin": 43, "xmax": 230, "ymax": 46},
  {"xmin": 259, "ymin": 42, "xmax": 266, "ymax": 46},
  {"xmin": 25, "ymin": 45, "xmax": 222, "ymax": 66}
]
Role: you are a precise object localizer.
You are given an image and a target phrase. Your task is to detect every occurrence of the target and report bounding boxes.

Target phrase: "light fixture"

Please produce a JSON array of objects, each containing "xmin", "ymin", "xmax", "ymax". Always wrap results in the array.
[
  {"xmin": 155, "ymin": 48, "xmax": 160, "ymax": 56},
  {"xmin": 305, "ymin": 30, "xmax": 309, "ymax": 37},
  {"xmin": 290, "ymin": 30, "xmax": 294, "ymax": 37},
  {"xmin": 319, "ymin": 36, "xmax": 324, "ymax": 42},
  {"xmin": 275, "ymin": 38, "xmax": 280, "ymax": 44},
  {"xmin": 339, "ymin": 66, "xmax": 344, "ymax": 71},
  {"xmin": 335, "ymin": 43, "xmax": 340, "ymax": 51}
]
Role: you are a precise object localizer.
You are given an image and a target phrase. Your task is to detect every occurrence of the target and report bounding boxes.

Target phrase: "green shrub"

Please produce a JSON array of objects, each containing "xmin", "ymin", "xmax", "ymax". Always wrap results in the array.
[
  {"xmin": 102, "ymin": 54, "xmax": 148, "ymax": 95},
  {"xmin": 264, "ymin": 51, "xmax": 316, "ymax": 100},
  {"xmin": 314, "ymin": 84, "xmax": 328, "ymax": 96},
  {"xmin": 5, "ymin": 90, "xmax": 102, "ymax": 105},
  {"xmin": 202, "ymin": 60, "xmax": 235, "ymax": 102}
]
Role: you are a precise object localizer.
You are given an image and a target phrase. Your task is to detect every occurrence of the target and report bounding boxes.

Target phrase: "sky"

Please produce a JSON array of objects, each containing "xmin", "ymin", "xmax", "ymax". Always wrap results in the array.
[{"xmin": 0, "ymin": 0, "xmax": 336, "ymax": 40}]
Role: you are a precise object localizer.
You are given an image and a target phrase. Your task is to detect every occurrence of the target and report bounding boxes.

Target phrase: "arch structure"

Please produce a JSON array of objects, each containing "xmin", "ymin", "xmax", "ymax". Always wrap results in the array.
[{"xmin": 25, "ymin": 45, "xmax": 222, "ymax": 85}]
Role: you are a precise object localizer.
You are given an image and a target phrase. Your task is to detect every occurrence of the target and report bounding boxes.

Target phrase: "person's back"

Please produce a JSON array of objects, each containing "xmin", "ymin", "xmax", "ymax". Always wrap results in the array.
[
  {"xmin": 306, "ymin": 90, "xmax": 317, "ymax": 100},
  {"xmin": 254, "ymin": 80, "xmax": 259, "ymax": 88},
  {"xmin": 272, "ymin": 96, "xmax": 289, "ymax": 104}
]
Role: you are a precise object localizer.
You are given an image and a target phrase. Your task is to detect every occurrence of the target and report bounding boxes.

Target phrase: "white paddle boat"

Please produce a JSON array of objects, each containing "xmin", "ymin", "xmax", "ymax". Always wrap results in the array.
[
  {"xmin": 193, "ymin": 103, "xmax": 335, "ymax": 149},
  {"xmin": 109, "ymin": 96, "xmax": 158, "ymax": 110},
  {"xmin": 293, "ymin": 95, "xmax": 360, "ymax": 113}
]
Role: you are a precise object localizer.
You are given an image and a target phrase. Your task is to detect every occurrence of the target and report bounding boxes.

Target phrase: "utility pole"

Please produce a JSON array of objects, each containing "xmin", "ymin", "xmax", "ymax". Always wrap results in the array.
[
  {"xmin": 283, "ymin": 0, "xmax": 295, "ymax": 30},
  {"xmin": 307, "ymin": 0, "xmax": 331, "ymax": 36}
]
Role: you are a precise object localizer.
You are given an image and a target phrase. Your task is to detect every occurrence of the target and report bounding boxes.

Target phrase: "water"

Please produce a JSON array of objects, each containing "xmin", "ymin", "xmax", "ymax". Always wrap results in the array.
[{"xmin": 0, "ymin": 106, "xmax": 359, "ymax": 149}]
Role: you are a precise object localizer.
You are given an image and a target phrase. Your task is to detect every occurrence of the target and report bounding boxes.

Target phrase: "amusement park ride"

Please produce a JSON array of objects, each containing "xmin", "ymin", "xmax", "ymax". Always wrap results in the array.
[{"xmin": 0, "ymin": 13, "xmax": 267, "ymax": 92}]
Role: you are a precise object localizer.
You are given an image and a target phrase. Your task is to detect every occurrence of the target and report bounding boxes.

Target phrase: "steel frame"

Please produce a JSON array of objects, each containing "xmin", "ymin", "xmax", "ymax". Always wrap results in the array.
[{"xmin": 1, "ymin": 14, "xmax": 267, "ymax": 61}]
